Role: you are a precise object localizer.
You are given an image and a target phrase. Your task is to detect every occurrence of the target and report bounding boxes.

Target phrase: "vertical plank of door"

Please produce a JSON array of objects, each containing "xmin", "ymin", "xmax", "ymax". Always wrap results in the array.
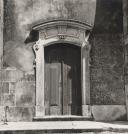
[
  {"xmin": 50, "ymin": 65, "xmax": 58, "ymax": 105},
  {"xmin": 62, "ymin": 47, "xmax": 72, "ymax": 115},
  {"xmin": 62, "ymin": 62, "xmax": 68, "ymax": 115},
  {"xmin": 67, "ymin": 47, "xmax": 72, "ymax": 115},
  {"xmin": 62, "ymin": 46, "xmax": 68, "ymax": 115},
  {"xmin": 50, "ymin": 63, "xmax": 61, "ymax": 115},
  {"xmin": 73, "ymin": 49, "xmax": 82, "ymax": 115},
  {"xmin": 70, "ymin": 50, "xmax": 76, "ymax": 115},
  {"xmin": 67, "ymin": 65, "xmax": 72, "ymax": 115},
  {"xmin": 45, "ymin": 64, "xmax": 50, "ymax": 115}
]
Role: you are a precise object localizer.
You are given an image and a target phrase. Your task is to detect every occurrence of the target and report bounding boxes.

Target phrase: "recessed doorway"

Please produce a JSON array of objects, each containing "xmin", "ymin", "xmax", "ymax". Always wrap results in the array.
[{"xmin": 44, "ymin": 43, "xmax": 82, "ymax": 116}]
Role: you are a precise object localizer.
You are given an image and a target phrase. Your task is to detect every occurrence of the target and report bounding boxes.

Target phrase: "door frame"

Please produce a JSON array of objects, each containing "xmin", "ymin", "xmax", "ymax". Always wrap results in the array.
[
  {"xmin": 33, "ymin": 20, "xmax": 92, "ymax": 118},
  {"xmin": 44, "ymin": 44, "xmax": 82, "ymax": 115}
]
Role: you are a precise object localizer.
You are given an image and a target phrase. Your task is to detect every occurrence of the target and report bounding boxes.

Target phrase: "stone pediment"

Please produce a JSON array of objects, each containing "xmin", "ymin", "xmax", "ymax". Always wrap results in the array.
[{"xmin": 32, "ymin": 20, "xmax": 91, "ymax": 47}]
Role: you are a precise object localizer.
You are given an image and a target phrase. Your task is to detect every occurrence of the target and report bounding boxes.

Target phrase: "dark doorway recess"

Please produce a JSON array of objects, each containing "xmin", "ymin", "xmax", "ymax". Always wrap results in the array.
[{"xmin": 44, "ymin": 43, "xmax": 82, "ymax": 116}]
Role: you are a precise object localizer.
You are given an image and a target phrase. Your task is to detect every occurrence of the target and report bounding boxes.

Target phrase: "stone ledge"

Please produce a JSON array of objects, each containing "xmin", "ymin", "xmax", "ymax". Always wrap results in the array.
[
  {"xmin": 33, "ymin": 115, "xmax": 93, "ymax": 121},
  {"xmin": 0, "ymin": 121, "xmax": 128, "ymax": 133}
]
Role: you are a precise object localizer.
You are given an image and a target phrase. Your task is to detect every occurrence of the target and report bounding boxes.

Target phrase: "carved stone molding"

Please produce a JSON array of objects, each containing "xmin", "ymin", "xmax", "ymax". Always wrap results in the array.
[
  {"xmin": 33, "ymin": 20, "xmax": 92, "ymax": 118},
  {"xmin": 33, "ymin": 20, "xmax": 92, "ymax": 31}
]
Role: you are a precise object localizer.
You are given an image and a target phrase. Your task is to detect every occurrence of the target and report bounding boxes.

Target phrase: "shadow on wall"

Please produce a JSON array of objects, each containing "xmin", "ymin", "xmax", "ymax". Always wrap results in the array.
[
  {"xmin": 4, "ymin": 40, "xmax": 35, "ymax": 73},
  {"xmin": 93, "ymin": 0, "xmax": 123, "ymax": 34}
]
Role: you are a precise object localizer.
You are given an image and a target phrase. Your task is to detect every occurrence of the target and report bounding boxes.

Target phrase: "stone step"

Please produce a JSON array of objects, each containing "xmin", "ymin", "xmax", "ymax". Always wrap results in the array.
[
  {"xmin": 0, "ymin": 121, "xmax": 128, "ymax": 133},
  {"xmin": 33, "ymin": 115, "xmax": 93, "ymax": 121}
]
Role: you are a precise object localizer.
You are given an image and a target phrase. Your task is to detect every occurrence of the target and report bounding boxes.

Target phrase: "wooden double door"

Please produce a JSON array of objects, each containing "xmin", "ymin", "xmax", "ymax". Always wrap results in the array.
[{"xmin": 44, "ymin": 44, "xmax": 81, "ymax": 116}]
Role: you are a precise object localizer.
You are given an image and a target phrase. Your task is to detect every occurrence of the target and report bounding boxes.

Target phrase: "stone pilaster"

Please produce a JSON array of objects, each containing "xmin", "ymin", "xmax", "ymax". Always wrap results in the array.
[
  {"xmin": 123, "ymin": 0, "xmax": 128, "ymax": 120},
  {"xmin": 0, "ymin": 0, "xmax": 3, "ymax": 68}
]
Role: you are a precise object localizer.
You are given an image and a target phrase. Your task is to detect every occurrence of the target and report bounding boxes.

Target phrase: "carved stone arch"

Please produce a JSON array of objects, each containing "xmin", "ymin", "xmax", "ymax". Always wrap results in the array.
[{"xmin": 33, "ymin": 20, "xmax": 92, "ymax": 118}]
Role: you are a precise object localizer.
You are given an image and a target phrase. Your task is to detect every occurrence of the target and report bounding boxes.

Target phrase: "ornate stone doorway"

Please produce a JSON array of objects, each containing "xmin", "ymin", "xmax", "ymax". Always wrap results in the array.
[{"xmin": 33, "ymin": 20, "xmax": 92, "ymax": 118}]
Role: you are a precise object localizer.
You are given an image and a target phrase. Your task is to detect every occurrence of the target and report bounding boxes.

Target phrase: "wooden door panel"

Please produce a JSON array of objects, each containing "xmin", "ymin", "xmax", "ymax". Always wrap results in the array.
[
  {"xmin": 45, "ymin": 63, "xmax": 62, "ymax": 115},
  {"xmin": 45, "ymin": 64, "xmax": 50, "ymax": 115},
  {"xmin": 62, "ymin": 64, "xmax": 72, "ymax": 115},
  {"xmin": 62, "ymin": 64, "xmax": 69, "ymax": 115},
  {"xmin": 50, "ymin": 63, "xmax": 61, "ymax": 115},
  {"xmin": 45, "ymin": 44, "xmax": 81, "ymax": 116},
  {"xmin": 63, "ymin": 46, "xmax": 81, "ymax": 115},
  {"xmin": 50, "ymin": 65, "xmax": 59, "ymax": 106}
]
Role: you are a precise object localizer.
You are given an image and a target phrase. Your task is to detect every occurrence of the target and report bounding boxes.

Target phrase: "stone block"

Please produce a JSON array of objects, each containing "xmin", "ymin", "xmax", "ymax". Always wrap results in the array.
[
  {"xmin": 9, "ymin": 82, "xmax": 16, "ymax": 94},
  {"xmin": 0, "ymin": 95, "xmax": 4, "ymax": 106},
  {"xmin": 0, "ymin": 82, "xmax": 9, "ymax": 94},
  {"xmin": 0, "ymin": 106, "xmax": 5, "ymax": 122},
  {"xmin": 16, "ymin": 82, "xmax": 35, "ymax": 107},
  {"xmin": 21, "ymin": 74, "xmax": 35, "ymax": 82},
  {"xmin": 2, "ymin": 94, "xmax": 15, "ymax": 106},
  {"xmin": 92, "ymin": 105, "xmax": 127, "ymax": 121},
  {"xmin": 82, "ymin": 105, "xmax": 92, "ymax": 117},
  {"xmin": 0, "ymin": 69, "xmax": 24, "ymax": 82},
  {"xmin": 7, "ymin": 107, "xmax": 35, "ymax": 121}
]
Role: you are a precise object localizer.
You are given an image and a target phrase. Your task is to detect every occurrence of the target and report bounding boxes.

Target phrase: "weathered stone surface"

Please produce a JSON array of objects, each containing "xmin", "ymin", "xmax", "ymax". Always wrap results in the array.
[
  {"xmin": 90, "ymin": 34, "xmax": 124, "ymax": 105},
  {"xmin": 0, "ymin": 106, "xmax": 34, "ymax": 122},
  {"xmin": 90, "ymin": 81, "xmax": 124, "ymax": 105},
  {"xmin": 2, "ymin": 94, "xmax": 15, "ymax": 106},
  {"xmin": 0, "ymin": 94, "xmax": 15, "ymax": 106},
  {"xmin": 90, "ymin": 34, "xmax": 123, "ymax": 46},
  {"xmin": 3, "ymin": 0, "xmax": 96, "ymax": 72},
  {"xmin": 91, "ymin": 46, "xmax": 123, "ymax": 68},
  {"xmin": 32, "ymin": 0, "xmax": 96, "ymax": 25},
  {"xmin": 0, "ymin": 106, "xmax": 35, "ymax": 122},
  {"xmin": 0, "ymin": 0, "xmax": 125, "ymax": 122},
  {"xmin": 20, "ymin": 74, "xmax": 35, "ymax": 82},
  {"xmin": 94, "ymin": 0, "xmax": 123, "ymax": 33},
  {"xmin": 0, "ymin": 69, "xmax": 24, "ymax": 82},
  {"xmin": 0, "ymin": 106, "xmax": 4, "ymax": 122},
  {"xmin": 0, "ymin": 69, "xmax": 36, "ymax": 121},
  {"xmin": 92, "ymin": 105, "xmax": 127, "ymax": 121},
  {"xmin": 0, "ymin": 82, "xmax": 9, "ymax": 94},
  {"xmin": 7, "ymin": 107, "xmax": 35, "ymax": 121},
  {"xmin": 15, "ymin": 82, "xmax": 35, "ymax": 107},
  {"xmin": 9, "ymin": 82, "xmax": 16, "ymax": 94}
]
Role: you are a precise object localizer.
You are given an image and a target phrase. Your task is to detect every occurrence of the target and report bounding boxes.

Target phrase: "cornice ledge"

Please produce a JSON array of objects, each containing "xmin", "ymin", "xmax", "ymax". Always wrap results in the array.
[{"xmin": 32, "ymin": 19, "xmax": 93, "ymax": 31}]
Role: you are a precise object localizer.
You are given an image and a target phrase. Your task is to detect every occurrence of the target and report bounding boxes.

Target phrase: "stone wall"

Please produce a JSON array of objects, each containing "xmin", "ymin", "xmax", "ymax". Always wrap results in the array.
[
  {"xmin": 90, "ymin": 34, "xmax": 125, "ymax": 105},
  {"xmin": 1, "ymin": 0, "xmax": 97, "ymax": 121},
  {"xmin": 0, "ymin": 0, "xmax": 126, "ymax": 121},
  {"xmin": 0, "ymin": 68, "xmax": 35, "ymax": 121}
]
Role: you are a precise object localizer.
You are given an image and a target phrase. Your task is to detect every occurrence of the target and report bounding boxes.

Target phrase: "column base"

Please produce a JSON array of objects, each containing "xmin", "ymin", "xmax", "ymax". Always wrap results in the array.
[
  {"xmin": 35, "ymin": 106, "xmax": 45, "ymax": 117},
  {"xmin": 82, "ymin": 105, "xmax": 92, "ymax": 118}
]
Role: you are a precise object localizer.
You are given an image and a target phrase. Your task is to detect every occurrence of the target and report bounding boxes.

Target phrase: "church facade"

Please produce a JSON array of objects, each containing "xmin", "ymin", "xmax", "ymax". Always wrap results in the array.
[{"xmin": 0, "ymin": 0, "xmax": 127, "ymax": 122}]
